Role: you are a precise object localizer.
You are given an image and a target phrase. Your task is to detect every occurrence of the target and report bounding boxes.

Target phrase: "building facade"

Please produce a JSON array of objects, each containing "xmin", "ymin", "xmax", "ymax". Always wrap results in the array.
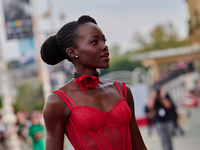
[{"xmin": 187, "ymin": 0, "xmax": 200, "ymax": 44}]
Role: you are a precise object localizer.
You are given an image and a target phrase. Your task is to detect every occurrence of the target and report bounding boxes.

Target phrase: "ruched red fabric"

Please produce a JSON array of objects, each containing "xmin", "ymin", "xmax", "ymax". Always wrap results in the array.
[{"xmin": 54, "ymin": 81, "xmax": 132, "ymax": 150}]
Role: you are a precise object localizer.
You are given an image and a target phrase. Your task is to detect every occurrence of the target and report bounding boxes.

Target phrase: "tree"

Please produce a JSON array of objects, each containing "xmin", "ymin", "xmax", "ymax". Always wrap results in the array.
[
  {"xmin": 132, "ymin": 22, "xmax": 189, "ymax": 53},
  {"xmin": 13, "ymin": 81, "xmax": 44, "ymax": 112},
  {"xmin": 7, "ymin": 60, "xmax": 20, "ymax": 69},
  {"xmin": 100, "ymin": 54, "xmax": 143, "ymax": 76},
  {"xmin": 0, "ymin": 96, "xmax": 2, "ymax": 108}
]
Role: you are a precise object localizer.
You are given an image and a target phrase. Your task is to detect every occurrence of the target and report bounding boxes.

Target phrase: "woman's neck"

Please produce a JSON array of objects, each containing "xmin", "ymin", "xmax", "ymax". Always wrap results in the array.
[
  {"xmin": 74, "ymin": 69, "xmax": 98, "ymax": 76},
  {"xmin": 73, "ymin": 71, "xmax": 99, "ymax": 78}
]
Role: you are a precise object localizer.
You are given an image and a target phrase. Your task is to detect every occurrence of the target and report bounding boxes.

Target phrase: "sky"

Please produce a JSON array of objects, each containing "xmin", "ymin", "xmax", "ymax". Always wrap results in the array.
[{"xmin": 0, "ymin": 0, "xmax": 189, "ymax": 61}]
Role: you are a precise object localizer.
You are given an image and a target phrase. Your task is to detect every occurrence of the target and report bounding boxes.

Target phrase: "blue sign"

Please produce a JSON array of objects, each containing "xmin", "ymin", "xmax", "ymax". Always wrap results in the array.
[{"xmin": 18, "ymin": 38, "xmax": 35, "ymax": 57}]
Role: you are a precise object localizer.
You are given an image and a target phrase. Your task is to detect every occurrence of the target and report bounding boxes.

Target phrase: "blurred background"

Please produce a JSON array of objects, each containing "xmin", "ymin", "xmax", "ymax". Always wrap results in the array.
[{"xmin": 0, "ymin": 0, "xmax": 199, "ymax": 150}]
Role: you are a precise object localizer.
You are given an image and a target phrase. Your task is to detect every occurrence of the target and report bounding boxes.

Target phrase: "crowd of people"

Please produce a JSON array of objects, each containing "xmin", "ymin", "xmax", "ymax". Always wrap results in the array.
[{"xmin": 0, "ymin": 110, "xmax": 45, "ymax": 150}]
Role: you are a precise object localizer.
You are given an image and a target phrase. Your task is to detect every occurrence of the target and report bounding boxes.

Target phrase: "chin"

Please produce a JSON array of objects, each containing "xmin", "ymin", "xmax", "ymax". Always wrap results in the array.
[
  {"xmin": 97, "ymin": 63, "xmax": 109, "ymax": 69},
  {"xmin": 103, "ymin": 65, "xmax": 109, "ymax": 69}
]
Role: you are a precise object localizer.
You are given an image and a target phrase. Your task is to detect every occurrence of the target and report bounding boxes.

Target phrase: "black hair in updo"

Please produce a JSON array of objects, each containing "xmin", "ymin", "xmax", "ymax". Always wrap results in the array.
[{"xmin": 40, "ymin": 15, "xmax": 97, "ymax": 65}]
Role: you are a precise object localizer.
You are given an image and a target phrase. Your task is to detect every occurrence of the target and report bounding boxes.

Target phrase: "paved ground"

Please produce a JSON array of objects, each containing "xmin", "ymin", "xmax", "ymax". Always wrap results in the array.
[{"xmin": 140, "ymin": 107, "xmax": 200, "ymax": 150}]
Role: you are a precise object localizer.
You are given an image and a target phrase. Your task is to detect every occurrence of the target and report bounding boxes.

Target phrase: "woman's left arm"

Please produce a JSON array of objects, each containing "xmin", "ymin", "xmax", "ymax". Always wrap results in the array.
[{"xmin": 126, "ymin": 86, "xmax": 147, "ymax": 150}]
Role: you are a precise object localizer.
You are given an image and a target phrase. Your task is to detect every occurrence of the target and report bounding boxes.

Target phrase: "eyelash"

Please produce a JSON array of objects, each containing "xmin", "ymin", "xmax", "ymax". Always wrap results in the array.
[
  {"xmin": 91, "ymin": 40, "xmax": 98, "ymax": 44},
  {"xmin": 91, "ymin": 39, "xmax": 107, "ymax": 44},
  {"xmin": 103, "ymin": 38, "xmax": 107, "ymax": 44}
]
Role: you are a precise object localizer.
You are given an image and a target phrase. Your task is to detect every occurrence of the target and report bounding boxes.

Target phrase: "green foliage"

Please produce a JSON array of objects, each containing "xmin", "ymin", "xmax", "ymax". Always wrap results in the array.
[
  {"xmin": 100, "ymin": 55, "xmax": 142, "ymax": 76},
  {"xmin": 0, "ymin": 96, "xmax": 2, "ymax": 108},
  {"xmin": 7, "ymin": 60, "xmax": 20, "ymax": 69},
  {"xmin": 109, "ymin": 56, "xmax": 142, "ymax": 71},
  {"xmin": 132, "ymin": 22, "xmax": 189, "ymax": 53},
  {"xmin": 13, "ymin": 81, "xmax": 44, "ymax": 112},
  {"xmin": 99, "ymin": 44, "xmax": 144, "ymax": 76}
]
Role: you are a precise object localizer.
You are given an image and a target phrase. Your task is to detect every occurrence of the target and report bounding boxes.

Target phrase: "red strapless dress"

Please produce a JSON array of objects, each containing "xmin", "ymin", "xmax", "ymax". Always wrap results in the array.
[{"xmin": 54, "ymin": 81, "xmax": 132, "ymax": 150}]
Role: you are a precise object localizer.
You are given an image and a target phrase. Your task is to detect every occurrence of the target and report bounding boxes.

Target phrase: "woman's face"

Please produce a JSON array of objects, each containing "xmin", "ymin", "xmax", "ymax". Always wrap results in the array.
[{"xmin": 74, "ymin": 22, "xmax": 110, "ymax": 70}]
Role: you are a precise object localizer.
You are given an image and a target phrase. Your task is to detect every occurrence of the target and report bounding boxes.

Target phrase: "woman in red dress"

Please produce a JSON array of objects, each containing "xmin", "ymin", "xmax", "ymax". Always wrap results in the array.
[{"xmin": 41, "ymin": 15, "xmax": 147, "ymax": 150}]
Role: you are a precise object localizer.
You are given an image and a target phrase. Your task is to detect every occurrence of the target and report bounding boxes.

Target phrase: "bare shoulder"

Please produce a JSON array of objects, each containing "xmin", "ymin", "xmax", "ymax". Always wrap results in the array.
[
  {"xmin": 112, "ymin": 80, "xmax": 131, "ymax": 94},
  {"xmin": 44, "ymin": 93, "xmax": 64, "ymax": 109},
  {"xmin": 43, "ymin": 92, "xmax": 71, "ymax": 122},
  {"xmin": 110, "ymin": 80, "xmax": 134, "ymax": 104},
  {"xmin": 99, "ymin": 79, "xmax": 133, "ymax": 99}
]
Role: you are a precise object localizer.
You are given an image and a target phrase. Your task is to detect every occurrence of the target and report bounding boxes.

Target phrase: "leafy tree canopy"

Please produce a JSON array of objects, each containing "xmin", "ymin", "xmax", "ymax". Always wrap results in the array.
[
  {"xmin": 100, "ymin": 45, "xmax": 143, "ymax": 76},
  {"xmin": 13, "ymin": 81, "xmax": 44, "ymax": 112},
  {"xmin": 132, "ymin": 22, "xmax": 189, "ymax": 53},
  {"xmin": 7, "ymin": 60, "xmax": 20, "ymax": 69}
]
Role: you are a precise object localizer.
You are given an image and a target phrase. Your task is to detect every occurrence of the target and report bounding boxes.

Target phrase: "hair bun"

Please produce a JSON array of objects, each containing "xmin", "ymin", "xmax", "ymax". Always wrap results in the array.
[
  {"xmin": 77, "ymin": 15, "xmax": 97, "ymax": 25},
  {"xmin": 40, "ymin": 35, "xmax": 65, "ymax": 65}
]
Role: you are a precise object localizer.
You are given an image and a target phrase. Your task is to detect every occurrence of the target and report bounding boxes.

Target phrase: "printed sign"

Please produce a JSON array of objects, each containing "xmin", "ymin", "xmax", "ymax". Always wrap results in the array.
[{"xmin": 2, "ymin": 0, "xmax": 33, "ymax": 39}]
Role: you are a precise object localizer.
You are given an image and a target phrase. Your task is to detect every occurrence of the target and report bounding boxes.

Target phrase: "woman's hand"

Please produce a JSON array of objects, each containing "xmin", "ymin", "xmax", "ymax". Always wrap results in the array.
[{"xmin": 34, "ymin": 132, "xmax": 43, "ymax": 140}]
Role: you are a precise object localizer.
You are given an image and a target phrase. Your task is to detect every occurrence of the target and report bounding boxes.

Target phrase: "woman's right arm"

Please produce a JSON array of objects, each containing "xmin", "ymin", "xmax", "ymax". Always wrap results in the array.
[{"xmin": 43, "ymin": 93, "xmax": 71, "ymax": 150}]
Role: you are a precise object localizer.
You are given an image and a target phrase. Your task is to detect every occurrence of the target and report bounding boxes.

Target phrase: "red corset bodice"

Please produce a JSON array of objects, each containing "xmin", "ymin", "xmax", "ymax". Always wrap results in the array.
[{"xmin": 54, "ymin": 81, "xmax": 132, "ymax": 150}]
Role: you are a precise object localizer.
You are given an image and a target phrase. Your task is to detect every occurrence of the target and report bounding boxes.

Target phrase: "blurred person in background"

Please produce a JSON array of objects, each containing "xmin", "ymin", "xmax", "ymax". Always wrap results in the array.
[
  {"xmin": 0, "ymin": 113, "xmax": 6, "ymax": 150},
  {"xmin": 29, "ymin": 110, "xmax": 45, "ymax": 150},
  {"xmin": 195, "ymin": 79, "xmax": 200, "ymax": 97},
  {"xmin": 0, "ymin": 110, "xmax": 20, "ymax": 150},
  {"xmin": 181, "ymin": 89, "xmax": 199, "ymax": 121},
  {"xmin": 16, "ymin": 110, "xmax": 32, "ymax": 150},
  {"xmin": 41, "ymin": 15, "xmax": 147, "ymax": 150},
  {"xmin": 181, "ymin": 90, "xmax": 199, "ymax": 108},
  {"xmin": 165, "ymin": 93, "xmax": 184, "ymax": 136},
  {"xmin": 149, "ymin": 88, "xmax": 174, "ymax": 150},
  {"xmin": 144, "ymin": 96, "xmax": 155, "ymax": 136}
]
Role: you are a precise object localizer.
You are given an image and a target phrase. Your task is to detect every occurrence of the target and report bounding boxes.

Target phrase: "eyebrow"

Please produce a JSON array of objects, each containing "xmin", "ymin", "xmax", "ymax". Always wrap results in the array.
[
  {"xmin": 89, "ymin": 35, "xmax": 105, "ymax": 40},
  {"xmin": 89, "ymin": 36, "xmax": 99, "ymax": 40}
]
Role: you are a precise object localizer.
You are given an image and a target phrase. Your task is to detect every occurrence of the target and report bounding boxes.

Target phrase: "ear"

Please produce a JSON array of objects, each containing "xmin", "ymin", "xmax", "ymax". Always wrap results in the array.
[{"xmin": 66, "ymin": 47, "xmax": 77, "ymax": 58}]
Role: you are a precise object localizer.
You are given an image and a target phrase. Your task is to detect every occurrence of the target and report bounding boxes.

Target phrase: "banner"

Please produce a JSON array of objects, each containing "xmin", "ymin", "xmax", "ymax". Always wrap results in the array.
[
  {"xmin": 18, "ymin": 38, "xmax": 35, "ymax": 56},
  {"xmin": 2, "ymin": 0, "xmax": 33, "ymax": 40}
]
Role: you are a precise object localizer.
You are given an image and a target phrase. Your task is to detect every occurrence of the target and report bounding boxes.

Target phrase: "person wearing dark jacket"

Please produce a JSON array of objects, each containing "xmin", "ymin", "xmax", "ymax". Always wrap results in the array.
[{"xmin": 150, "ymin": 88, "xmax": 174, "ymax": 150}]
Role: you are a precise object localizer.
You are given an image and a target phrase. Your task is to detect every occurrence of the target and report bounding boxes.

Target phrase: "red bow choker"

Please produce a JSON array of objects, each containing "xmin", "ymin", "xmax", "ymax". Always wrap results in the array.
[{"xmin": 73, "ymin": 72, "xmax": 99, "ymax": 91}]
